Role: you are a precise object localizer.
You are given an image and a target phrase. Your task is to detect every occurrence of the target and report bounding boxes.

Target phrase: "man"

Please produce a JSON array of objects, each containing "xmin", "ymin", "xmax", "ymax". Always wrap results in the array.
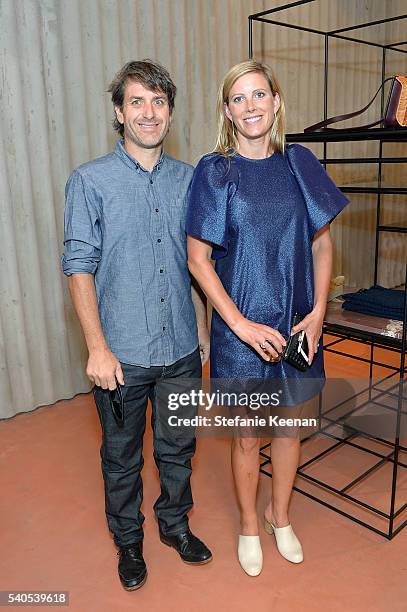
[{"xmin": 61, "ymin": 60, "xmax": 212, "ymax": 591}]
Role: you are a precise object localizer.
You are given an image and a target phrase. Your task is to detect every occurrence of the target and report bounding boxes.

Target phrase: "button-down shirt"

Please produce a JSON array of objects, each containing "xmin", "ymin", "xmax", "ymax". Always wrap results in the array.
[{"xmin": 61, "ymin": 140, "xmax": 198, "ymax": 366}]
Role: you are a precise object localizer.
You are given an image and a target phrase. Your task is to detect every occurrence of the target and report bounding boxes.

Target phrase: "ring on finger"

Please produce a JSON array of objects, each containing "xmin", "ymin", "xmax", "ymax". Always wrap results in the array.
[{"xmin": 259, "ymin": 341, "xmax": 267, "ymax": 349}]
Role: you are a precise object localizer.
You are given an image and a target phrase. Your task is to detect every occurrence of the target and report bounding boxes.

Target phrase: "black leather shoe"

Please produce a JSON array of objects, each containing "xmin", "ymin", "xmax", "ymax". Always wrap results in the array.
[
  {"xmin": 117, "ymin": 542, "xmax": 147, "ymax": 590},
  {"xmin": 160, "ymin": 529, "xmax": 212, "ymax": 565}
]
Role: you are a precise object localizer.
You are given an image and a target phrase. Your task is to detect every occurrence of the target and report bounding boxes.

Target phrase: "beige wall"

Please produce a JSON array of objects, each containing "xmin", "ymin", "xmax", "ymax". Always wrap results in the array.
[{"xmin": 0, "ymin": 0, "xmax": 406, "ymax": 417}]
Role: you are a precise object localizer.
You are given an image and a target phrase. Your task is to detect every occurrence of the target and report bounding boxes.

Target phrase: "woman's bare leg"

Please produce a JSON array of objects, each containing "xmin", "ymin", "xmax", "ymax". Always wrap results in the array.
[
  {"xmin": 231, "ymin": 436, "xmax": 261, "ymax": 535},
  {"xmin": 264, "ymin": 436, "xmax": 300, "ymax": 527}
]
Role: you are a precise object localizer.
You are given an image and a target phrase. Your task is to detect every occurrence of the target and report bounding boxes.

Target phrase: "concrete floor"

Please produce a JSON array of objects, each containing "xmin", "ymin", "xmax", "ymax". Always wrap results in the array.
[{"xmin": 1, "ymin": 339, "xmax": 406, "ymax": 611}]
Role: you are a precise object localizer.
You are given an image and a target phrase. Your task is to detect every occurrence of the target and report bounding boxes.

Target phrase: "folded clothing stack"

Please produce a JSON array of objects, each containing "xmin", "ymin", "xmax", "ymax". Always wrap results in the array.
[
  {"xmin": 341, "ymin": 285, "xmax": 406, "ymax": 320},
  {"xmin": 328, "ymin": 275, "xmax": 344, "ymax": 302}
]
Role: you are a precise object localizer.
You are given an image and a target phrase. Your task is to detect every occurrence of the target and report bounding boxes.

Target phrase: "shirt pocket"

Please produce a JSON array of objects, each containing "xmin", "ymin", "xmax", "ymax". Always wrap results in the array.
[
  {"xmin": 169, "ymin": 193, "xmax": 188, "ymax": 230},
  {"xmin": 165, "ymin": 194, "xmax": 188, "ymax": 268}
]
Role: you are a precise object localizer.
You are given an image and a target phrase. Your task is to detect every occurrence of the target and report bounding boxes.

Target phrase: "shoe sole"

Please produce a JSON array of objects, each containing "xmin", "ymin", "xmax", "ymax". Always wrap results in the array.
[
  {"xmin": 181, "ymin": 556, "xmax": 213, "ymax": 566},
  {"xmin": 121, "ymin": 573, "xmax": 147, "ymax": 591},
  {"xmin": 160, "ymin": 538, "xmax": 213, "ymax": 565}
]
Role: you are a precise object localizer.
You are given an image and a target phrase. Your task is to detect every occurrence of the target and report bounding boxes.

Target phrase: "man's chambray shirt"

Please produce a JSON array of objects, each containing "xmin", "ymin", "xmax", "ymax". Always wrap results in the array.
[{"xmin": 61, "ymin": 140, "xmax": 198, "ymax": 366}]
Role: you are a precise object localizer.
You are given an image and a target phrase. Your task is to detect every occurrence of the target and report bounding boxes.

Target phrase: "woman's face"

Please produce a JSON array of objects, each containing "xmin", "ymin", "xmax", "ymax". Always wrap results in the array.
[{"xmin": 224, "ymin": 71, "xmax": 280, "ymax": 145}]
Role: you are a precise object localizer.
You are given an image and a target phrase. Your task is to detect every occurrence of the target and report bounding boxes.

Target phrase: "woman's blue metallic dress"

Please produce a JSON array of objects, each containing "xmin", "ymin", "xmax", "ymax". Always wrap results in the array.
[{"xmin": 186, "ymin": 144, "xmax": 349, "ymax": 401}]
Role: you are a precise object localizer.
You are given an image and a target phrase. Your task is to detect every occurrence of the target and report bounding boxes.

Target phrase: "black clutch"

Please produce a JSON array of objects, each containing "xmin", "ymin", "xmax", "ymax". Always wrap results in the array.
[{"xmin": 283, "ymin": 313, "xmax": 309, "ymax": 372}]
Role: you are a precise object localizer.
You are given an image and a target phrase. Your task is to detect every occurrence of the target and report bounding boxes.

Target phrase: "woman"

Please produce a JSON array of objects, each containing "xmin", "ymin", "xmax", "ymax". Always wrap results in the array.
[{"xmin": 186, "ymin": 60, "xmax": 348, "ymax": 576}]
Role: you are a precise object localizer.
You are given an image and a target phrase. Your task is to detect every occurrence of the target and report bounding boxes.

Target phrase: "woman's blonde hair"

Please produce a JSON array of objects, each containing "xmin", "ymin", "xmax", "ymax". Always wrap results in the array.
[{"xmin": 214, "ymin": 60, "xmax": 286, "ymax": 156}]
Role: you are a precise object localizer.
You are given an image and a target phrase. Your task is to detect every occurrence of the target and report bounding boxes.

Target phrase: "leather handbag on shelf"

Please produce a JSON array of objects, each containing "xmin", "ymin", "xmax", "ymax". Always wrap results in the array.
[{"xmin": 304, "ymin": 75, "xmax": 407, "ymax": 133}]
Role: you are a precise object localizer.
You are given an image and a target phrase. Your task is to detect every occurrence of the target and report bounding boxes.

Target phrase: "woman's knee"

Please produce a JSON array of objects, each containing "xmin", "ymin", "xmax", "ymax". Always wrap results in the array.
[
  {"xmin": 232, "ymin": 436, "xmax": 260, "ymax": 454},
  {"xmin": 271, "ymin": 434, "xmax": 300, "ymax": 447}
]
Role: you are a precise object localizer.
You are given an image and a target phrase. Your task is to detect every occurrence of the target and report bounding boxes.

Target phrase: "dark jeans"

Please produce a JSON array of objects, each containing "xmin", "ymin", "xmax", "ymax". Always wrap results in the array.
[{"xmin": 93, "ymin": 347, "xmax": 202, "ymax": 547}]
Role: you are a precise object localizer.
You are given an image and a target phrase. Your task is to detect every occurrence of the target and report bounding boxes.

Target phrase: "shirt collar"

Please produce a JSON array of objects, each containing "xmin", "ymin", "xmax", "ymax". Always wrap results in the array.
[{"xmin": 115, "ymin": 139, "xmax": 165, "ymax": 173}]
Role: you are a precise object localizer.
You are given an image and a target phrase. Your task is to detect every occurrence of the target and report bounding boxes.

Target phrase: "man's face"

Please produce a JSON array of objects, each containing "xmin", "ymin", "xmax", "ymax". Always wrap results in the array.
[{"xmin": 115, "ymin": 80, "xmax": 172, "ymax": 150}]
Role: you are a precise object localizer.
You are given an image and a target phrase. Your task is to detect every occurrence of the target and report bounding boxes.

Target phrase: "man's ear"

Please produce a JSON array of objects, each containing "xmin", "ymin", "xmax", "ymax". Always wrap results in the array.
[
  {"xmin": 224, "ymin": 102, "xmax": 232, "ymax": 122},
  {"xmin": 115, "ymin": 106, "xmax": 124, "ymax": 125}
]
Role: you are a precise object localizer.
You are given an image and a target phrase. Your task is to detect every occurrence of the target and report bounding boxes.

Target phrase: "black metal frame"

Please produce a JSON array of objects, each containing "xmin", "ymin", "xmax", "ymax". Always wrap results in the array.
[{"xmin": 249, "ymin": 1, "xmax": 407, "ymax": 539}]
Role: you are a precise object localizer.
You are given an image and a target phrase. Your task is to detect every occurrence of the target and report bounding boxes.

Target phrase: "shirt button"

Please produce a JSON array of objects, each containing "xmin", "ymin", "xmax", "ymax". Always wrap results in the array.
[
  {"xmin": 160, "ymin": 298, "xmax": 165, "ymax": 302},
  {"xmin": 155, "ymin": 208, "xmax": 159, "ymax": 213},
  {"xmin": 162, "ymin": 326, "xmax": 166, "ymax": 331},
  {"xmin": 157, "ymin": 238, "xmax": 161, "ymax": 243},
  {"xmin": 160, "ymin": 268, "xmax": 164, "ymax": 273},
  {"xmin": 150, "ymin": 179, "xmax": 153, "ymax": 184}
]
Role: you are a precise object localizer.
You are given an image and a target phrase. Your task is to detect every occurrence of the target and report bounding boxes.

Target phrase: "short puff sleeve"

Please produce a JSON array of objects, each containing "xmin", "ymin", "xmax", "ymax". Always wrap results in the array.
[
  {"xmin": 286, "ymin": 144, "xmax": 349, "ymax": 237},
  {"xmin": 186, "ymin": 154, "xmax": 237, "ymax": 260}
]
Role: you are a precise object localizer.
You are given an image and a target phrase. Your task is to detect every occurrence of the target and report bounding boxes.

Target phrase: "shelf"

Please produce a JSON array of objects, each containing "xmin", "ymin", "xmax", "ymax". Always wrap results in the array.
[
  {"xmin": 339, "ymin": 187, "xmax": 407, "ymax": 195},
  {"xmin": 324, "ymin": 299, "xmax": 403, "ymax": 349},
  {"xmin": 378, "ymin": 224, "xmax": 407, "ymax": 233},
  {"xmin": 286, "ymin": 128, "xmax": 407, "ymax": 143},
  {"xmin": 320, "ymin": 158, "xmax": 407, "ymax": 164}
]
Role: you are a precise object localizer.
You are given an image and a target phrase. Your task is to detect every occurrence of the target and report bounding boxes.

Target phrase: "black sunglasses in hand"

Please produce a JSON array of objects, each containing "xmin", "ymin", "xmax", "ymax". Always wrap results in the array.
[{"xmin": 109, "ymin": 377, "xmax": 124, "ymax": 426}]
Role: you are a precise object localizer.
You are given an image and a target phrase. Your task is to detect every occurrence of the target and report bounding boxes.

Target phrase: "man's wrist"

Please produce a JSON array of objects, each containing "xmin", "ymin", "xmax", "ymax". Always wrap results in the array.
[
  {"xmin": 197, "ymin": 324, "xmax": 210, "ymax": 338},
  {"xmin": 88, "ymin": 343, "xmax": 110, "ymax": 355}
]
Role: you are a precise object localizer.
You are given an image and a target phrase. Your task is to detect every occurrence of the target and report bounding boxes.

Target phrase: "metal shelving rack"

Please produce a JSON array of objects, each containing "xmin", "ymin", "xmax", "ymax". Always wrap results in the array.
[{"xmin": 249, "ymin": 1, "xmax": 407, "ymax": 539}]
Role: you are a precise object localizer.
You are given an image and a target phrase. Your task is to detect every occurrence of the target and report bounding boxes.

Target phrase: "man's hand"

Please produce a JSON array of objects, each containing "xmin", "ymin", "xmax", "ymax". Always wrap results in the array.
[
  {"xmin": 86, "ymin": 347, "xmax": 124, "ymax": 390},
  {"xmin": 198, "ymin": 325, "xmax": 210, "ymax": 366}
]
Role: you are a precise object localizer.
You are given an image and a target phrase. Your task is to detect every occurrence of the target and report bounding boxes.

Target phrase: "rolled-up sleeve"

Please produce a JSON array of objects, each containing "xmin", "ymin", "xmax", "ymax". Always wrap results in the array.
[{"xmin": 61, "ymin": 170, "xmax": 102, "ymax": 276}]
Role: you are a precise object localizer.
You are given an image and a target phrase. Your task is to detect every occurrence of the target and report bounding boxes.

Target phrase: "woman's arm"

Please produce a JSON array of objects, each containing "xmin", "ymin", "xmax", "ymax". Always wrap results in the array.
[
  {"xmin": 291, "ymin": 224, "xmax": 333, "ymax": 365},
  {"xmin": 191, "ymin": 281, "xmax": 210, "ymax": 365},
  {"xmin": 187, "ymin": 236, "xmax": 286, "ymax": 361}
]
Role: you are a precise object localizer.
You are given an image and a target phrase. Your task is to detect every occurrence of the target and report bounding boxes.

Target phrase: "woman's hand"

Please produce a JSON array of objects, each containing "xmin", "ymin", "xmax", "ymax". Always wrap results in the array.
[
  {"xmin": 231, "ymin": 317, "xmax": 287, "ymax": 362},
  {"xmin": 291, "ymin": 307, "xmax": 325, "ymax": 366}
]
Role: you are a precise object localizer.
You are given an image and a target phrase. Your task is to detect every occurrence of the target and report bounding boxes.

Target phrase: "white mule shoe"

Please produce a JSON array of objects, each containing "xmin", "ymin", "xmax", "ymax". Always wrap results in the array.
[
  {"xmin": 238, "ymin": 535, "xmax": 263, "ymax": 576},
  {"xmin": 264, "ymin": 519, "xmax": 303, "ymax": 564}
]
